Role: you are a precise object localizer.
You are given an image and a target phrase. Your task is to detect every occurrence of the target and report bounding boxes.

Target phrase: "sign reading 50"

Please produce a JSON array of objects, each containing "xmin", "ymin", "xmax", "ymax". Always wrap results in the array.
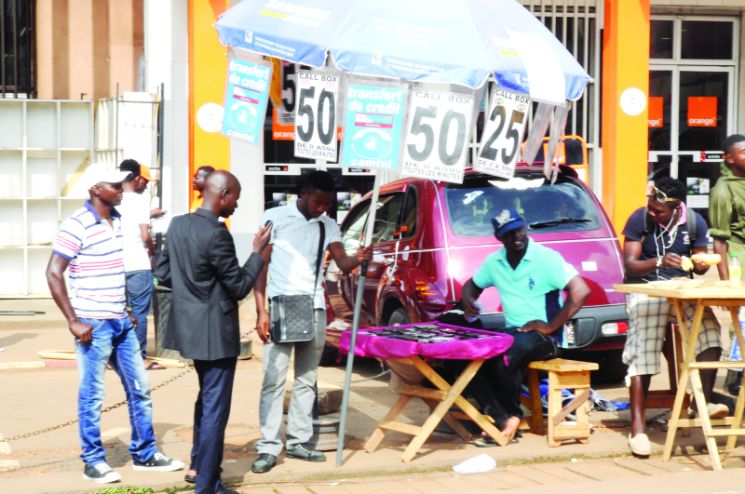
[
  {"xmin": 402, "ymin": 88, "xmax": 474, "ymax": 183},
  {"xmin": 294, "ymin": 70, "xmax": 340, "ymax": 161}
]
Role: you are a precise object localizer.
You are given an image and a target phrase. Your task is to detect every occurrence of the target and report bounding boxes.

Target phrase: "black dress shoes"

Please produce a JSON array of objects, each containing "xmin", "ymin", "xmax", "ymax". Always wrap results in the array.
[{"xmin": 285, "ymin": 444, "xmax": 326, "ymax": 462}]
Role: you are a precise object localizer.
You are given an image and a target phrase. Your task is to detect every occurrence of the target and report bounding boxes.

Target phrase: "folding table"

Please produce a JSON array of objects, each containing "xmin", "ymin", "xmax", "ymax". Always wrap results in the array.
[
  {"xmin": 614, "ymin": 280, "xmax": 745, "ymax": 470},
  {"xmin": 340, "ymin": 322, "xmax": 514, "ymax": 462}
]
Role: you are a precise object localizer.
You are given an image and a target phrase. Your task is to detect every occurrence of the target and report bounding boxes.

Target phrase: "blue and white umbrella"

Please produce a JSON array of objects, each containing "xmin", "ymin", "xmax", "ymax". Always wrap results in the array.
[
  {"xmin": 215, "ymin": 0, "xmax": 590, "ymax": 105},
  {"xmin": 215, "ymin": 0, "xmax": 591, "ymax": 466}
]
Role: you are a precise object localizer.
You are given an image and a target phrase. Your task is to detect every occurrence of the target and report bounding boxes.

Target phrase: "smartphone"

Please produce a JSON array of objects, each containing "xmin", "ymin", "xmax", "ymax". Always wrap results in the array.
[{"xmin": 263, "ymin": 220, "xmax": 273, "ymax": 229}]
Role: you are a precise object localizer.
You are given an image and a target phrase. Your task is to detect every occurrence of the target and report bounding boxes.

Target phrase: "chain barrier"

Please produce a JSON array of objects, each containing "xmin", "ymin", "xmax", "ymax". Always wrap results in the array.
[{"xmin": 0, "ymin": 367, "xmax": 192, "ymax": 443}]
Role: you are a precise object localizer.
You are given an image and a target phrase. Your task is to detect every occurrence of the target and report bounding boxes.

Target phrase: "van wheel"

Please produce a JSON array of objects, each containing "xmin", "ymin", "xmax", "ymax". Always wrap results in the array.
[
  {"xmin": 590, "ymin": 349, "xmax": 628, "ymax": 384},
  {"xmin": 387, "ymin": 308, "xmax": 410, "ymax": 326}
]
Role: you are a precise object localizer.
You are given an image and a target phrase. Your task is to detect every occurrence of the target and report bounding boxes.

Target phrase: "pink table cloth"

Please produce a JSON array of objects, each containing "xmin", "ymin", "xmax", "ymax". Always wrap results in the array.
[{"xmin": 339, "ymin": 322, "xmax": 514, "ymax": 360}]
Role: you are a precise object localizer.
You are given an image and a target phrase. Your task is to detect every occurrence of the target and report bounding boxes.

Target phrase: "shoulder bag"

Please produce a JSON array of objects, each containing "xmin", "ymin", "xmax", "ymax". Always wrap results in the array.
[{"xmin": 269, "ymin": 222, "xmax": 325, "ymax": 343}]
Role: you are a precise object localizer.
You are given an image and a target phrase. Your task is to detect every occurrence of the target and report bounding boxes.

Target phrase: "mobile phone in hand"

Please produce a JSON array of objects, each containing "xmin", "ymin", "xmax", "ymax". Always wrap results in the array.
[{"xmin": 264, "ymin": 220, "xmax": 273, "ymax": 229}]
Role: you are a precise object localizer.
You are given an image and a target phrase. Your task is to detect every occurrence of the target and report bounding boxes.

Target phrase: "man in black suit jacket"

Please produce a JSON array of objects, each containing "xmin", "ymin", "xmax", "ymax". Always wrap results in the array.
[{"xmin": 155, "ymin": 171, "xmax": 270, "ymax": 494}]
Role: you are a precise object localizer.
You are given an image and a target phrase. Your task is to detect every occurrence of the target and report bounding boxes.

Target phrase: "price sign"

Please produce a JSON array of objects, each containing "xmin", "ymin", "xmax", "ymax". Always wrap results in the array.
[
  {"xmin": 221, "ymin": 57, "xmax": 272, "ymax": 145},
  {"xmin": 474, "ymin": 89, "xmax": 529, "ymax": 179},
  {"xmin": 272, "ymin": 62, "xmax": 296, "ymax": 141},
  {"xmin": 294, "ymin": 69, "xmax": 339, "ymax": 161},
  {"xmin": 402, "ymin": 87, "xmax": 474, "ymax": 183}
]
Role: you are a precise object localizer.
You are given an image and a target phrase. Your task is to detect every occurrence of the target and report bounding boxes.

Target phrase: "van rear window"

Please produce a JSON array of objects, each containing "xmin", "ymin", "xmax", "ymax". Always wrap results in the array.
[{"xmin": 445, "ymin": 174, "xmax": 601, "ymax": 237}]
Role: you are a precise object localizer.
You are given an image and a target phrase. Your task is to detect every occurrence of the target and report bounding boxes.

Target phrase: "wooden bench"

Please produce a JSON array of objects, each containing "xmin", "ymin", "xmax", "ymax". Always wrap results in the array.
[{"xmin": 523, "ymin": 358, "xmax": 598, "ymax": 447}]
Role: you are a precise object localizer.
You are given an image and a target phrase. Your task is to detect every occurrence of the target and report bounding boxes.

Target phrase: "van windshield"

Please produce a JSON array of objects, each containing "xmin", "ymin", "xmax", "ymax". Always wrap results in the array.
[{"xmin": 445, "ymin": 173, "xmax": 601, "ymax": 237}]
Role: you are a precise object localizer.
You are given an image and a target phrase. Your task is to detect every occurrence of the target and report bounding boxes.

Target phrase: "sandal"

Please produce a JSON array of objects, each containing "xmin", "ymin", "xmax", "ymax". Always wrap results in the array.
[
  {"xmin": 146, "ymin": 361, "xmax": 166, "ymax": 370},
  {"xmin": 472, "ymin": 430, "xmax": 521, "ymax": 447}
]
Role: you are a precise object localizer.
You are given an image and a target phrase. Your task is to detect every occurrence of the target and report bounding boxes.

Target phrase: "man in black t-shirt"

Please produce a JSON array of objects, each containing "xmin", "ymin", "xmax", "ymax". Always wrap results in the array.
[{"xmin": 621, "ymin": 177, "xmax": 724, "ymax": 457}]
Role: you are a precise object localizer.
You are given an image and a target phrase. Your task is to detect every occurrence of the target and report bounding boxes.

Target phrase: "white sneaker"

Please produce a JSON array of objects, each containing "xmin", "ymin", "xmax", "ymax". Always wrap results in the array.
[
  {"xmin": 133, "ymin": 452, "xmax": 184, "ymax": 472},
  {"xmin": 83, "ymin": 462, "xmax": 122, "ymax": 484}
]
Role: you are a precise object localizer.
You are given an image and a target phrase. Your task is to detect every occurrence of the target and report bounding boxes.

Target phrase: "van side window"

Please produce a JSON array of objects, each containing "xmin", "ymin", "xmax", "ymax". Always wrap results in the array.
[
  {"xmin": 341, "ymin": 199, "xmax": 370, "ymax": 254},
  {"xmin": 401, "ymin": 188, "xmax": 418, "ymax": 239},
  {"xmin": 371, "ymin": 194, "xmax": 404, "ymax": 244}
]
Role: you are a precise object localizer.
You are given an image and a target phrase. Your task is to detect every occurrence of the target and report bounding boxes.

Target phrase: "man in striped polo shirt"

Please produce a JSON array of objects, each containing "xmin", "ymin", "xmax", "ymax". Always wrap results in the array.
[{"xmin": 46, "ymin": 165, "xmax": 184, "ymax": 484}]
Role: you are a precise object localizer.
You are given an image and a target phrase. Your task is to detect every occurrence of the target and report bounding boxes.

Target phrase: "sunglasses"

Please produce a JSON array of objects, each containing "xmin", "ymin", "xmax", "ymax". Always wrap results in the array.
[{"xmin": 647, "ymin": 184, "xmax": 680, "ymax": 204}]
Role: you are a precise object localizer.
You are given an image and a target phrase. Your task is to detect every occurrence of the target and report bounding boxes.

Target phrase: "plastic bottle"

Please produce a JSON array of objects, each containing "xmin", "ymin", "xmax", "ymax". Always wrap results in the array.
[{"xmin": 729, "ymin": 253, "xmax": 742, "ymax": 288}]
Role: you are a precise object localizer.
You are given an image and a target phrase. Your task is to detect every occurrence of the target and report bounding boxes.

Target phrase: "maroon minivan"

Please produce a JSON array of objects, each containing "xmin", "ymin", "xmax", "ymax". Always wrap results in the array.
[{"xmin": 323, "ymin": 165, "xmax": 629, "ymax": 381}]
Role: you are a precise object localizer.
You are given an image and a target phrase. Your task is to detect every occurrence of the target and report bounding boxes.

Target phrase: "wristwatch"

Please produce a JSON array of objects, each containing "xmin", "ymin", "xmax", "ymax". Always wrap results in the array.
[{"xmin": 655, "ymin": 256, "xmax": 663, "ymax": 268}]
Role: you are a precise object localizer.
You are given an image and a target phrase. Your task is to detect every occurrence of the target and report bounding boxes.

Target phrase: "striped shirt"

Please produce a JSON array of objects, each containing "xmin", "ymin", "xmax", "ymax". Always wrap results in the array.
[
  {"xmin": 261, "ymin": 204, "xmax": 342, "ymax": 309},
  {"xmin": 52, "ymin": 201, "xmax": 127, "ymax": 319}
]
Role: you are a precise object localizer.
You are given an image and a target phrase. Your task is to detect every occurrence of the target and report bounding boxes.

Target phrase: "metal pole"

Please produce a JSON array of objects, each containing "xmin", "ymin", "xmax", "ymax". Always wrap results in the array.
[{"xmin": 336, "ymin": 172, "xmax": 380, "ymax": 467}]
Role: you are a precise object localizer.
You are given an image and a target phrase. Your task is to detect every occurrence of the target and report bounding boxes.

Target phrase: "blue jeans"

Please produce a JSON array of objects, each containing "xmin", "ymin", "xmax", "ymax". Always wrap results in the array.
[
  {"xmin": 126, "ymin": 270, "xmax": 154, "ymax": 360},
  {"xmin": 76, "ymin": 317, "xmax": 157, "ymax": 466}
]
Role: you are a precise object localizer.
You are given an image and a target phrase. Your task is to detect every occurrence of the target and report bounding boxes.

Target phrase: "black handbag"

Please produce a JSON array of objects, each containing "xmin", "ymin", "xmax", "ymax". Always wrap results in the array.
[{"xmin": 269, "ymin": 222, "xmax": 325, "ymax": 343}]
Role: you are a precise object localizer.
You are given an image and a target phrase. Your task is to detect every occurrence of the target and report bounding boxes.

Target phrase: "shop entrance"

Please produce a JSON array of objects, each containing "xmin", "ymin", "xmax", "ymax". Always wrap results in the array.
[{"xmin": 647, "ymin": 16, "xmax": 739, "ymax": 221}]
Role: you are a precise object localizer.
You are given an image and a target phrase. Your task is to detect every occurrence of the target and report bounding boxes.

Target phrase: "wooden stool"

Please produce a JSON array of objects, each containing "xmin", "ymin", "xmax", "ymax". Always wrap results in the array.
[{"xmin": 525, "ymin": 358, "xmax": 598, "ymax": 447}]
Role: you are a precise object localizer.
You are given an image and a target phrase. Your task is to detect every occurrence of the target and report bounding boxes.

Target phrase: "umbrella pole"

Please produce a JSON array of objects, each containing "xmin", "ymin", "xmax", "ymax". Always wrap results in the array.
[{"xmin": 336, "ymin": 173, "xmax": 381, "ymax": 467}]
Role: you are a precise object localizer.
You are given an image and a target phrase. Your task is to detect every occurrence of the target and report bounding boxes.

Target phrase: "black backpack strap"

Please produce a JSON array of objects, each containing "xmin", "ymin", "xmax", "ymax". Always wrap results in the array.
[{"xmin": 312, "ymin": 222, "xmax": 325, "ymax": 299}]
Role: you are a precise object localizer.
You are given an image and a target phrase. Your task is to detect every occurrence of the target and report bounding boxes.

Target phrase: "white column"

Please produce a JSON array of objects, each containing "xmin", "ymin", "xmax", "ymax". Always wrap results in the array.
[
  {"xmin": 143, "ymin": 0, "xmax": 190, "ymax": 215},
  {"xmin": 231, "ymin": 138, "xmax": 265, "ymax": 262}
]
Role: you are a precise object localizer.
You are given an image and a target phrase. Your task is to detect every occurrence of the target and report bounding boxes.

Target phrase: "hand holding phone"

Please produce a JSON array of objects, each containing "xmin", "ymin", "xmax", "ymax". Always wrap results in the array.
[{"xmin": 254, "ymin": 220, "xmax": 272, "ymax": 252}]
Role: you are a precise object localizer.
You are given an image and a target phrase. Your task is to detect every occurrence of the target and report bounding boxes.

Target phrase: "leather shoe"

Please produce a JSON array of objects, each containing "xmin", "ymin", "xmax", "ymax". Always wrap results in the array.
[
  {"xmin": 251, "ymin": 453, "xmax": 277, "ymax": 473},
  {"xmin": 286, "ymin": 444, "xmax": 326, "ymax": 462},
  {"xmin": 184, "ymin": 472, "xmax": 196, "ymax": 484},
  {"xmin": 628, "ymin": 433, "xmax": 651, "ymax": 457}
]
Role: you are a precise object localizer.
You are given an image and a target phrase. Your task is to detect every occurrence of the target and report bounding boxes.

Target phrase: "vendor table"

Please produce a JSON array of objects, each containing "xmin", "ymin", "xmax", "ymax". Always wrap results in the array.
[
  {"xmin": 613, "ymin": 280, "xmax": 745, "ymax": 469},
  {"xmin": 340, "ymin": 322, "xmax": 514, "ymax": 462}
]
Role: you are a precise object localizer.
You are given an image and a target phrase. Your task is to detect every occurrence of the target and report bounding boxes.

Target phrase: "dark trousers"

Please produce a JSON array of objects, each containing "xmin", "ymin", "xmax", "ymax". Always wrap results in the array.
[
  {"xmin": 443, "ymin": 328, "xmax": 558, "ymax": 427},
  {"xmin": 193, "ymin": 357, "xmax": 237, "ymax": 494}
]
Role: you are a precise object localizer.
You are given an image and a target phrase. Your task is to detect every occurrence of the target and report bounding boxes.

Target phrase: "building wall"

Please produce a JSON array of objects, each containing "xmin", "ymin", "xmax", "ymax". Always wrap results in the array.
[{"xmin": 35, "ymin": 0, "xmax": 144, "ymax": 101}]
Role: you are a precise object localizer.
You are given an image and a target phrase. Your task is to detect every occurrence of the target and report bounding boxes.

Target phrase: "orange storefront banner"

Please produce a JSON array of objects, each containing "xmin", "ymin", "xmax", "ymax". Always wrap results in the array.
[
  {"xmin": 687, "ymin": 96, "xmax": 717, "ymax": 127},
  {"xmin": 272, "ymin": 108, "xmax": 296, "ymax": 141},
  {"xmin": 648, "ymin": 96, "xmax": 663, "ymax": 128}
]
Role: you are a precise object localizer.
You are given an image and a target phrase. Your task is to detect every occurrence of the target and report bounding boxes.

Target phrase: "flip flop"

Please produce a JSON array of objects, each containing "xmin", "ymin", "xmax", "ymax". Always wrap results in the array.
[
  {"xmin": 472, "ymin": 431, "xmax": 521, "ymax": 447},
  {"xmin": 472, "ymin": 437, "xmax": 498, "ymax": 448},
  {"xmin": 146, "ymin": 361, "xmax": 166, "ymax": 370}
]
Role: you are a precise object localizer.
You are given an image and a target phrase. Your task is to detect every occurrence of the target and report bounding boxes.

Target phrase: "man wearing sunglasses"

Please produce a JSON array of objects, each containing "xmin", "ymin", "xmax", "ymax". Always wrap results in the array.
[{"xmin": 621, "ymin": 177, "xmax": 724, "ymax": 457}]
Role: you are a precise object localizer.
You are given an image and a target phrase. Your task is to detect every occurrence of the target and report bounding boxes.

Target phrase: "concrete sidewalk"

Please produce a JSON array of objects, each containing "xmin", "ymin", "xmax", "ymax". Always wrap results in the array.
[{"xmin": 1, "ymin": 298, "xmax": 743, "ymax": 494}]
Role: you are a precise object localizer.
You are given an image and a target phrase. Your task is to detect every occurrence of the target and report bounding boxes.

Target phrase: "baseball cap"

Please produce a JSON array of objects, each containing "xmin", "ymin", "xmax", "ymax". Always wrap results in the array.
[
  {"xmin": 490, "ymin": 208, "xmax": 525, "ymax": 238},
  {"xmin": 79, "ymin": 164, "xmax": 131, "ymax": 191},
  {"xmin": 139, "ymin": 165, "xmax": 152, "ymax": 182}
]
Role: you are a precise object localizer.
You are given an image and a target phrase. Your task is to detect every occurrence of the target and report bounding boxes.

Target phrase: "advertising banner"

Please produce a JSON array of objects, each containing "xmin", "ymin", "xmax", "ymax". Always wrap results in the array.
[
  {"xmin": 294, "ymin": 69, "xmax": 340, "ymax": 161},
  {"xmin": 474, "ymin": 89, "xmax": 529, "ymax": 179},
  {"xmin": 648, "ymin": 96, "xmax": 663, "ymax": 128},
  {"xmin": 687, "ymin": 96, "xmax": 717, "ymax": 128},
  {"xmin": 401, "ymin": 86, "xmax": 474, "ymax": 183},
  {"xmin": 340, "ymin": 82, "xmax": 407, "ymax": 169},
  {"xmin": 221, "ymin": 57, "xmax": 272, "ymax": 145}
]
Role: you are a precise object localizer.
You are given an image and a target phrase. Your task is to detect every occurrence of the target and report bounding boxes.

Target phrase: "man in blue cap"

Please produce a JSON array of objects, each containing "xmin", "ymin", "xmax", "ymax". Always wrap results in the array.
[{"xmin": 461, "ymin": 208, "xmax": 590, "ymax": 441}]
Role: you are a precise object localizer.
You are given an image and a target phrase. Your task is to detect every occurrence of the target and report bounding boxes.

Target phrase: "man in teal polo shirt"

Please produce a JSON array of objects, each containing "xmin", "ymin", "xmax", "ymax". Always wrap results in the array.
[{"xmin": 462, "ymin": 208, "xmax": 589, "ymax": 440}]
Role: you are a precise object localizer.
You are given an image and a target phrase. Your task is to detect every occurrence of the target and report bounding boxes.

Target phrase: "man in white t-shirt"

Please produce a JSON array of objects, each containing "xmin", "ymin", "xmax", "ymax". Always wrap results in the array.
[{"xmin": 118, "ymin": 160, "xmax": 158, "ymax": 366}]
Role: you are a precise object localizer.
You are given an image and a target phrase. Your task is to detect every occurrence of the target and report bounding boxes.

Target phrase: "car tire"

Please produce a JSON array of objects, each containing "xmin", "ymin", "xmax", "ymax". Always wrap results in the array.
[
  {"xmin": 588, "ymin": 349, "xmax": 627, "ymax": 384},
  {"xmin": 386, "ymin": 307, "xmax": 410, "ymax": 326}
]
